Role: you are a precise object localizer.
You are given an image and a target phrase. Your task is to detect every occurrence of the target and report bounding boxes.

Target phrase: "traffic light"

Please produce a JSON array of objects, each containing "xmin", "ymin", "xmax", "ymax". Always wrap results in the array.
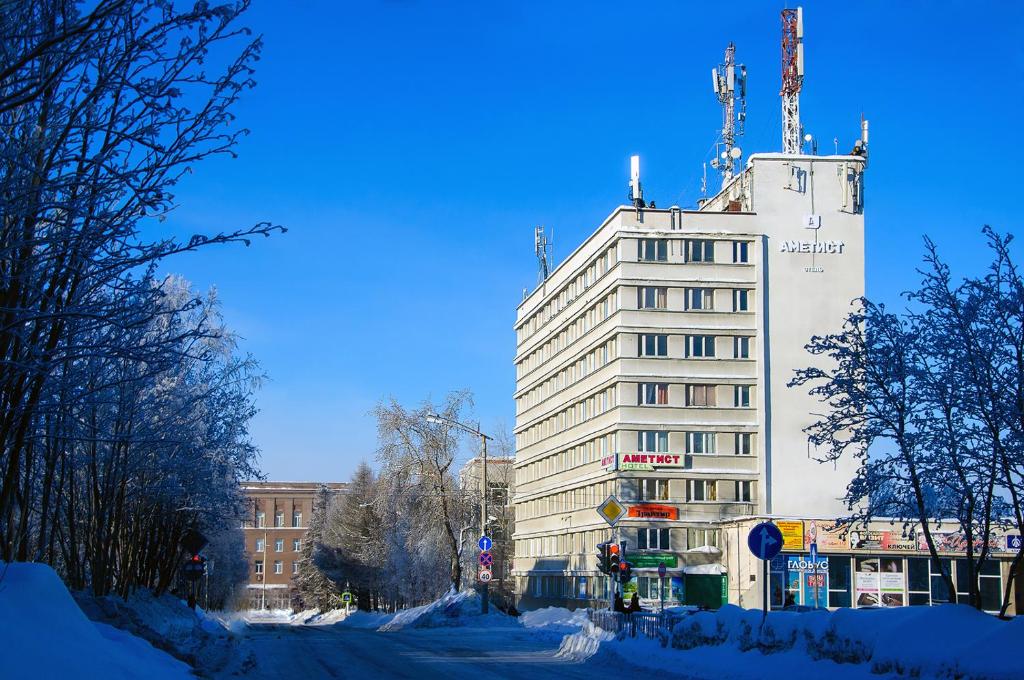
[
  {"xmin": 608, "ymin": 543, "xmax": 621, "ymax": 574},
  {"xmin": 619, "ymin": 561, "xmax": 633, "ymax": 584},
  {"xmin": 595, "ymin": 542, "xmax": 611, "ymax": 574}
]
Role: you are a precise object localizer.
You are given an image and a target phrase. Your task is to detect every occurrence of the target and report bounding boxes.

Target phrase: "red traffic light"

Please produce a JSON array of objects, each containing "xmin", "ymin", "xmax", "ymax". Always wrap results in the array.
[
  {"xmin": 191, "ymin": 554, "xmax": 201, "ymax": 562},
  {"xmin": 608, "ymin": 544, "xmax": 620, "ymax": 555}
]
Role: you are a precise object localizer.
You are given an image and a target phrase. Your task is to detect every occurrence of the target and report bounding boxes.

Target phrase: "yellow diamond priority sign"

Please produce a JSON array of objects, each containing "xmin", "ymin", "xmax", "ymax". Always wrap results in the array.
[{"xmin": 597, "ymin": 495, "xmax": 626, "ymax": 526}]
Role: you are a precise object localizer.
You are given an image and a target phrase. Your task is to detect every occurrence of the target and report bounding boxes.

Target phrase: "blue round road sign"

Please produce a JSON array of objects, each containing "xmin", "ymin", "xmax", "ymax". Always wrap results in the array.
[
  {"xmin": 478, "ymin": 536, "xmax": 492, "ymax": 551},
  {"xmin": 747, "ymin": 521, "xmax": 784, "ymax": 561}
]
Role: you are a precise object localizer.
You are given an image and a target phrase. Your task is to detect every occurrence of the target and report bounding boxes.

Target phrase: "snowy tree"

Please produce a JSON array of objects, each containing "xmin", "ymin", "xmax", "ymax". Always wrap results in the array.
[
  {"xmin": 294, "ymin": 484, "xmax": 340, "ymax": 611},
  {"xmin": 792, "ymin": 229, "xmax": 1024, "ymax": 612},
  {"xmin": 373, "ymin": 391, "xmax": 475, "ymax": 598},
  {"xmin": 324, "ymin": 461, "xmax": 385, "ymax": 610}
]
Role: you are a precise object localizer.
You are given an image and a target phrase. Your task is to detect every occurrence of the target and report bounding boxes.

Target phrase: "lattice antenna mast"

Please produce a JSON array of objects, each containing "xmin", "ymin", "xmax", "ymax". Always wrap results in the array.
[
  {"xmin": 534, "ymin": 226, "xmax": 551, "ymax": 284},
  {"xmin": 710, "ymin": 42, "xmax": 747, "ymax": 184},
  {"xmin": 780, "ymin": 7, "xmax": 804, "ymax": 154}
]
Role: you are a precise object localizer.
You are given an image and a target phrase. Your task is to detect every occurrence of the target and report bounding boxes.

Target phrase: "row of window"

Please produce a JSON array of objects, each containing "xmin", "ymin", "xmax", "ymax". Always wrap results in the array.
[
  {"xmin": 516, "ymin": 337, "xmax": 618, "ymax": 414},
  {"xmin": 637, "ymin": 286, "xmax": 752, "ymax": 313},
  {"xmin": 638, "ymin": 382, "xmax": 754, "ymax": 408},
  {"xmin": 517, "ymin": 480, "xmax": 617, "ymax": 521},
  {"xmin": 517, "ymin": 244, "xmax": 618, "ymax": 345},
  {"xmin": 253, "ymin": 559, "xmax": 300, "ymax": 576},
  {"xmin": 254, "ymin": 538, "xmax": 302, "ymax": 553},
  {"xmin": 638, "ymin": 238, "xmax": 751, "ymax": 264},
  {"xmin": 516, "ymin": 527, "xmax": 721, "ymax": 560},
  {"xmin": 637, "ymin": 431, "xmax": 753, "ymax": 456},
  {"xmin": 517, "ymin": 386, "xmax": 617, "ymax": 449},
  {"xmin": 516, "ymin": 432, "xmax": 617, "ymax": 485},
  {"xmin": 639, "ymin": 333, "xmax": 752, "ymax": 359},
  {"xmin": 517, "ymin": 291, "xmax": 619, "ymax": 379},
  {"xmin": 249, "ymin": 510, "xmax": 303, "ymax": 529},
  {"xmin": 637, "ymin": 478, "xmax": 754, "ymax": 502}
]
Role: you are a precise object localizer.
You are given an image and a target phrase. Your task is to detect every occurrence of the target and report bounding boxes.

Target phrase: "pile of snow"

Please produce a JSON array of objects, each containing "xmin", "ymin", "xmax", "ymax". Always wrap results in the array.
[
  {"xmin": 377, "ymin": 588, "xmax": 510, "ymax": 632},
  {"xmin": 0, "ymin": 563, "xmax": 192, "ymax": 679},
  {"xmin": 521, "ymin": 606, "xmax": 589, "ymax": 633},
  {"xmin": 556, "ymin": 617, "xmax": 616, "ymax": 661},
  {"xmin": 570, "ymin": 603, "xmax": 1024, "ymax": 680},
  {"xmin": 75, "ymin": 585, "xmax": 238, "ymax": 672}
]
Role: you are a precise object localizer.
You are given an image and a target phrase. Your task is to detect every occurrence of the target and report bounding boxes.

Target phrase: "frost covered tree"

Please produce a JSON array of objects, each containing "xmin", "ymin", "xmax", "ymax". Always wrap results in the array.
[
  {"xmin": 0, "ymin": 0, "xmax": 280, "ymax": 597},
  {"xmin": 792, "ymin": 228, "xmax": 1024, "ymax": 613},
  {"xmin": 324, "ymin": 461, "xmax": 385, "ymax": 610},
  {"xmin": 373, "ymin": 391, "xmax": 475, "ymax": 599},
  {"xmin": 294, "ymin": 484, "xmax": 340, "ymax": 611}
]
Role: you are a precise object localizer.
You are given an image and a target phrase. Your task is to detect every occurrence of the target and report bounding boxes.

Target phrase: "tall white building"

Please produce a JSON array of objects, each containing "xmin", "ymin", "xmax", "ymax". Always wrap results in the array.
[{"xmin": 511, "ymin": 152, "xmax": 867, "ymax": 609}]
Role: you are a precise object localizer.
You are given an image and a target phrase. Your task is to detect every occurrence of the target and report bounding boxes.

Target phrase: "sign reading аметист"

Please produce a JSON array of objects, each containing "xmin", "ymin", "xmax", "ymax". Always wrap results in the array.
[{"xmin": 779, "ymin": 240, "xmax": 845, "ymax": 254}]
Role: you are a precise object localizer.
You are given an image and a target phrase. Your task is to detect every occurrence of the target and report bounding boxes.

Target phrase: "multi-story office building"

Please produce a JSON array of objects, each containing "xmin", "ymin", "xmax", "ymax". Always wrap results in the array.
[
  {"xmin": 241, "ymin": 481, "xmax": 347, "ymax": 610},
  {"xmin": 512, "ymin": 152, "xmax": 868, "ymax": 610}
]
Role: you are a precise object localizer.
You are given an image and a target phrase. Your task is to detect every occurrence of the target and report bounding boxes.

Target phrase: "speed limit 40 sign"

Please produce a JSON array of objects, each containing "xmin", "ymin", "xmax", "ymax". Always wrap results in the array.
[{"xmin": 478, "ymin": 568, "xmax": 492, "ymax": 583}]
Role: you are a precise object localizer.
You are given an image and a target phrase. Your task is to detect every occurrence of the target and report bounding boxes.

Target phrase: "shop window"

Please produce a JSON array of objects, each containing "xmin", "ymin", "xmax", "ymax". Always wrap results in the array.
[
  {"xmin": 907, "ymin": 557, "xmax": 931, "ymax": 606},
  {"xmin": 828, "ymin": 558, "xmax": 852, "ymax": 608}
]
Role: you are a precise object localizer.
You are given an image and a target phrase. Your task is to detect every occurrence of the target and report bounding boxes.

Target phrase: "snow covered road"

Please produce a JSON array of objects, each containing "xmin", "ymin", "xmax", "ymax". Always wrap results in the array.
[{"xmin": 222, "ymin": 622, "xmax": 659, "ymax": 679}]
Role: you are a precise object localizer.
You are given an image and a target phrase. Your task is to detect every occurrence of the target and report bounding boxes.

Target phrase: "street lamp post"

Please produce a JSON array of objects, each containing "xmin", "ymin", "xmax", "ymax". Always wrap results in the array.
[{"xmin": 426, "ymin": 413, "xmax": 492, "ymax": 614}]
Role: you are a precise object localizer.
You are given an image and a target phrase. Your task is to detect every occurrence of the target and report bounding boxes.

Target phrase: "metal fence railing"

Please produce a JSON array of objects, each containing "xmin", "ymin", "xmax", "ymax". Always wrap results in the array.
[{"xmin": 587, "ymin": 609, "xmax": 682, "ymax": 641}]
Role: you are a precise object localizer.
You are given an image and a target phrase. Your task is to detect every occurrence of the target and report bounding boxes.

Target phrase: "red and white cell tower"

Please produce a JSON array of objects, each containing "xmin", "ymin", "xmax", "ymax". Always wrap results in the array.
[{"xmin": 780, "ymin": 7, "xmax": 804, "ymax": 154}]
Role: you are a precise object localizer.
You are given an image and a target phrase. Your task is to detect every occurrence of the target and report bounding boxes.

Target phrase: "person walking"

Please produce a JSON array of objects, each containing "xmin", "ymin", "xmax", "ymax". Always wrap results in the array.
[{"xmin": 627, "ymin": 592, "xmax": 641, "ymax": 637}]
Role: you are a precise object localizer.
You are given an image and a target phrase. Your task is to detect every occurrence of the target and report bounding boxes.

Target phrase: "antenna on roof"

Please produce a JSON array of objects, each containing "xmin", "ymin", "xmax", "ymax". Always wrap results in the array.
[
  {"xmin": 628, "ymin": 155, "xmax": 645, "ymax": 208},
  {"xmin": 710, "ymin": 42, "xmax": 746, "ymax": 186},
  {"xmin": 534, "ymin": 226, "xmax": 552, "ymax": 284},
  {"xmin": 780, "ymin": 6, "xmax": 805, "ymax": 154}
]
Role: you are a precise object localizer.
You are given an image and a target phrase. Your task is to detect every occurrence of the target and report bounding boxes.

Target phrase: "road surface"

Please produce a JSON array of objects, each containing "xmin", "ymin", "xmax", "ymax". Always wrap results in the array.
[{"xmin": 219, "ymin": 621, "xmax": 657, "ymax": 679}]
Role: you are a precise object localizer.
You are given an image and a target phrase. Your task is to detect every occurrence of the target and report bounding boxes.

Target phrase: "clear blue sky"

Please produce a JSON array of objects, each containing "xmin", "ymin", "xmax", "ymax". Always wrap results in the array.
[{"xmin": 160, "ymin": 1, "xmax": 1024, "ymax": 482}]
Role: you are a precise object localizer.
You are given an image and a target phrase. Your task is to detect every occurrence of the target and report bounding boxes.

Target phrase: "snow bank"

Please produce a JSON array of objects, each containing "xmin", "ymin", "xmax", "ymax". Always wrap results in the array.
[
  {"xmin": 520, "ymin": 606, "xmax": 589, "ymax": 631},
  {"xmin": 0, "ymin": 562, "xmax": 192, "ymax": 679},
  {"xmin": 587, "ymin": 603, "xmax": 1023, "ymax": 680},
  {"xmin": 377, "ymin": 589, "xmax": 511, "ymax": 631}
]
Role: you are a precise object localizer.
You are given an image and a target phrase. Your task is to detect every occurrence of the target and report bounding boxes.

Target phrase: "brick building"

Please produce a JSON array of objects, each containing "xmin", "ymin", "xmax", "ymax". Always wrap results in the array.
[{"xmin": 242, "ymin": 481, "xmax": 347, "ymax": 610}]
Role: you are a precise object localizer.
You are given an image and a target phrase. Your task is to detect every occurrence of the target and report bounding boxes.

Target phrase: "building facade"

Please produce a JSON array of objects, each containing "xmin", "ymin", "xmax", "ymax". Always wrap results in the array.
[
  {"xmin": 241, "ymin": 481, "xmax": 347, "ymax": 610},
  {"xmin": 459, "ymin": 456, "xmax": 516, "ymax": 600},
  {"xmin": 512, "ymin": 152, "xmax": 869, "ymax": 610}
]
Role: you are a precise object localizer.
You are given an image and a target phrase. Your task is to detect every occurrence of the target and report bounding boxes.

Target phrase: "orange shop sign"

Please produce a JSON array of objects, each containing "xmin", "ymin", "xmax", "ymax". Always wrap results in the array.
[{"xmin": 628, "ymin": 504, "xmax": 679, "ymax": 520}]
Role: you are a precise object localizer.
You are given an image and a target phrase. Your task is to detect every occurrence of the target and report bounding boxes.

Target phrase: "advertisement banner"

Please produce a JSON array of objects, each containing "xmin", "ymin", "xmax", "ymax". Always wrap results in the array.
[
  {"xmin": 855, "ymin": 557, "xmax": 881, "ymax": 608},
  {"xmin": 804, "ymin": 522, "xmax": 847, "ymax": 551},
  {"xmin": 627, "ymin": 504, "xmax": 678, "ymax": 520},
  {"xmin": 629, "ymin": 553, "xmax": 678, "ymax": 569},
  {"xmin": 918, "ymin": 532, "xmax": 1002, "ymax": 553},
  {"xmin": 777, "ymin": 521, "xmax": 805, "ymax": 551},
  {"xmin": 850, "ymin": 530, "xmax": 917, "ymax": 552},
  {"xmin": 854, "ymin": 557, "xmax": 905, "ymax": 607}
]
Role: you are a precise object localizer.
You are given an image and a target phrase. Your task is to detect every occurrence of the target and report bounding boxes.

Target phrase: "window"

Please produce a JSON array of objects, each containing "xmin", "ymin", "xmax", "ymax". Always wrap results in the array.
[
  {"xmin": 735, "ymin": 480, "xmax": 752, "ymax": 502},
  {"xmin": 637, "ymin": 528, "xmax": 671, "ymax": 550},
  {"xmin": 638, "ymin": 431, "xmax": 668, "ymax": 453},
  {"xmin": 732, "ymin": 241, "xmax": 750, "ymax": 263},
  {"xmin": 639, "ymin": 334, "xmax": 668, "ymax": 357},
  {"xmin": 638, "ymin": 287, "xmax": 667, "ymax": 309},
  {"xmin": 255, "ymin": 538, "xmax": 265, "ymax": 553},
  {"xmin": 684, "ymin": 287, "xmax": 714, "ymax": 311},
  {"xmin": 733, "ymin": 289, "xmax": 750, "ymax": 312},
  {"xmin": 685, "ymin": 335, "xmax": 716, "ymax": 358},
  {"xmin": 639, "ymin": 478, "xmax": 669, "ymax": 501},
  {"xmin": 687, "ymin": 528, "xmax": 719, "ymax": 549},
  {"xmin": 686, "ymin": 479, "xmax": 718, "ymax": 501},
  {"xmin": 292, "ymin": 562, "xmax": 299, "ymax": 575},
  {"xmin": 256, "ymin": 511, "xmax": 265, "ymax": 528},
  {"xmin": 292, "ymin": 511, "xmax": 302, "ymax": 528},
  {"xmin": 274, "ymin": 512, "xmax": 284, "ymax": 528},
  {"xmin": 734, "ymin": 385, "xmax": 752, "ymax": 407},
  {"xmin": 686, "ymin": 431, "xmax": 716, "ymax": 454},
  {"xmin": 735, "ymin": 432, "xmax": 753, "ymax": 455},
  {"xmin": 273, "ymin": 560, "xmax": 283, "ymax": 575},
  {"xmin": 638, "ymin": 383, "xmax": 669, "ymax": 405},
  {"xmin": 275, "ymin": 539, "xmax": 284, "ymax": 553},
  {"xmin": 829, "ymin": 558, "xmax": 852, "ymax": 608},
  {"xmin": 638, "ymin": 239, "xmax": 668, "ymax": 262},
  {"xmin": 293, "ymin": 539, "xmax": 301, "ymax": 552},
  {"xmin": 254, "ymin": 560, "xmax": 264, "ymax": 574},
  {"xmin": 733, "ymin": 336, "xmax": 751, "ymax": 359},
  {"xmin": 685, "ymin": 239, "xmax": 715, "ymax": 263},
  {"xmin": 685, "ymin": 384, "xmax": 716, "ymax": 407}
]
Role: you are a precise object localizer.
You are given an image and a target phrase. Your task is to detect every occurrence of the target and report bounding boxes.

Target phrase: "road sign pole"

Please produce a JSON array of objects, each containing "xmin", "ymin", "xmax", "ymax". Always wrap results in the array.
[
  {"xmin": 762, "ymin": 557, "xmax": 768, "ymax": 628},
  {"xmin": 480, "ymin": 432, "xmax": 489, "ymax": 615}
]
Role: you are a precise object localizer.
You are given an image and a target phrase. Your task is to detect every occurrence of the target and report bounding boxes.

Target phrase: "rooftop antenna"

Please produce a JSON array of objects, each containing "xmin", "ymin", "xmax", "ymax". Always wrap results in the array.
[
  {"xmin": 710, "ymin": 42, "xmax": 746, "ymax": 185},
  {"xmin": 780, "ymin": 6, "xmax": 804, "ymax": 154},
  {"xmin": 534, "ymin": 226, "xmax": 552, "ymax": 284},
  {"xmin": 628, "ymin": 155, "xmax": 645, "ymax": 213}
]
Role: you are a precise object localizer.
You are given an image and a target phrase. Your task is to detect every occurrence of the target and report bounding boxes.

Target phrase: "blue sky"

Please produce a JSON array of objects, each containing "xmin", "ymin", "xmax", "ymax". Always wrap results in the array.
[{"xmin": 160, "ymin": 1, "xmax": 1024, "ymax": 482}]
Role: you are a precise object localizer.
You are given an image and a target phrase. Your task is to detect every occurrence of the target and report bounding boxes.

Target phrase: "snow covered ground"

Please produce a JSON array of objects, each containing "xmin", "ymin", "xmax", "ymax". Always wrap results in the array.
[{"xmin": 0, "ymin": 563, "xmax": 193, "ymax": 679}]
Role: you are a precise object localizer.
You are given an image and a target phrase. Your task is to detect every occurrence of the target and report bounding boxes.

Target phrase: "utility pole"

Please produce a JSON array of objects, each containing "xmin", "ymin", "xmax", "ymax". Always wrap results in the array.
[{"xmin": 480, "ymin": 431, "xmax": 489, "ymax": 615}]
